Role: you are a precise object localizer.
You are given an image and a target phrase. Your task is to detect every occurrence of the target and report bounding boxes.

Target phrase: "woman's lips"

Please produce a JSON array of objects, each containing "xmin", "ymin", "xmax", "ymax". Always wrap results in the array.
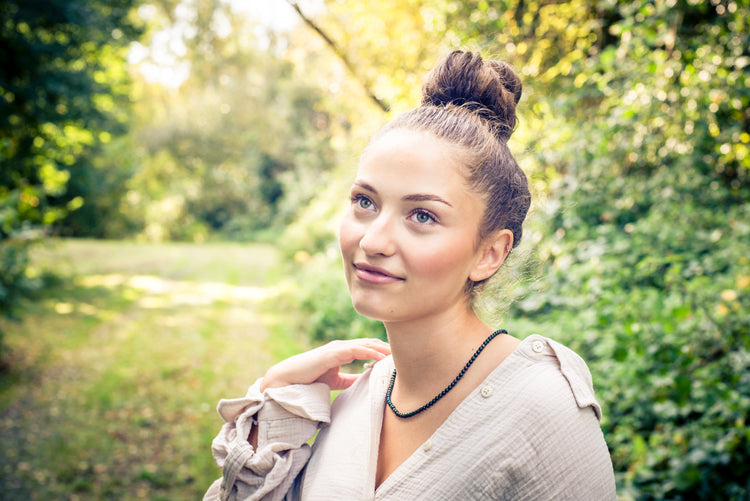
[{"xmin": 354, "ymin": 263, "xmax": 404, "ymax": 284}]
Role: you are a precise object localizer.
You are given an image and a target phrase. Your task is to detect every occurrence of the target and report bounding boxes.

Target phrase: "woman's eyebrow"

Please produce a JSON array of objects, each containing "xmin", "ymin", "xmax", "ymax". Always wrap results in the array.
[
  {"xmin": 353, "ymin": 180, "xmax": 377, "ymax": 193},
  {"xmin": 403, "ymin": 193, "xmax": 453, "ymax": 207},
  {"xmin": 353, "ymin": 180, "xmax": 453, "ymax": 207}
]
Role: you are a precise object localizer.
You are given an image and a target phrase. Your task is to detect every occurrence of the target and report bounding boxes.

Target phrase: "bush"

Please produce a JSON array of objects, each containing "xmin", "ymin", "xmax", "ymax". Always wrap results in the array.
[
  {"xmin": 281, "ymin": 245, "xmax": 385, "ymax": 344},
  {"xmin": 496, "ymin": 2, "xmax": 750, "ymax": 495},
  {"xmin": 0, "ymin": 233, "xmax": 46, "ymax": 367}
]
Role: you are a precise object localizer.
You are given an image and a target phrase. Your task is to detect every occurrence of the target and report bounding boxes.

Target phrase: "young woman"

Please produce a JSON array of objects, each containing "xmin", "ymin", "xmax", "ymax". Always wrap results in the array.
[{"xmin": 204, "ymin": 51, "xmax": 616, "ymax": 500}]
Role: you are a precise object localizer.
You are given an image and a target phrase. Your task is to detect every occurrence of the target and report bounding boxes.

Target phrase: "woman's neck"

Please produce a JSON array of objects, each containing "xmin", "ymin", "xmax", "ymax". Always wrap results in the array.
[{"xmin": 383, "ymin": 305, "xmax": 494, "ymax": 402}]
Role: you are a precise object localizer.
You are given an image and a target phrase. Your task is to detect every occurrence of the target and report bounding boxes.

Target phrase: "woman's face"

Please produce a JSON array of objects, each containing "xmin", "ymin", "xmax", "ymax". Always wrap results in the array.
[{"xmin": 339, "ymin": 129, "xmax": 490, "ymax": 325}]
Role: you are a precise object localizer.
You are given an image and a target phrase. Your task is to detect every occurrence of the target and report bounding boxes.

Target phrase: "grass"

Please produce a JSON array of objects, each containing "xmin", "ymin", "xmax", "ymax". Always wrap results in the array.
[{"xmin": 0, "ymin": 238, "xmax": 307, "ymax": 500}]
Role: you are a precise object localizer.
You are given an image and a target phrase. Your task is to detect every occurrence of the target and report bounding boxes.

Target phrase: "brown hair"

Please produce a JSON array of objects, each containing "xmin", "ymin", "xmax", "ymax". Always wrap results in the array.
[{"xmin": 371, "ymin": 51, "xmax": 531, "ymax": 295}]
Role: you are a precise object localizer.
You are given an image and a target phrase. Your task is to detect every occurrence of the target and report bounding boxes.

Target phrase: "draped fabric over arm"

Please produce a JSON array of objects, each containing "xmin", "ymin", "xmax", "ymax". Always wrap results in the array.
[{"xmin": 204, "ymin": 380, "xmax": 331, "ymax": 501}]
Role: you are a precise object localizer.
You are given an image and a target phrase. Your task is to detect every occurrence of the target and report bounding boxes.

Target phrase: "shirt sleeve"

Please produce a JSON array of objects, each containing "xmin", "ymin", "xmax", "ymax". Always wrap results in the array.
[
  {"xmin": 203, "ymin": 379, "xmax": 331, "ymax": 501},
  {"xmin": 547, "ymin": 337, "xmax": 602, "ymax": 420}
]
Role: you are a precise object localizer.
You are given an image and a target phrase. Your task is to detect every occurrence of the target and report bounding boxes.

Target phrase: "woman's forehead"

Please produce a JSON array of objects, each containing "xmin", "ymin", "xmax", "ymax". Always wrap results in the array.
[
  {"xmin": 359, "ymin": 130, "xmax": 461, "ymax": 178},
  {"xmin": 354, "ymin": 130, "xmax": 483, "ymax": 212}
]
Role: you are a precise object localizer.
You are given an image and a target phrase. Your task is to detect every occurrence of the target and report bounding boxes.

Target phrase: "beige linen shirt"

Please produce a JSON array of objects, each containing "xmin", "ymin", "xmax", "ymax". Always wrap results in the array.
[{"xmin": 205, "ymin": 334, "xmax": 617, "ymax": 500}]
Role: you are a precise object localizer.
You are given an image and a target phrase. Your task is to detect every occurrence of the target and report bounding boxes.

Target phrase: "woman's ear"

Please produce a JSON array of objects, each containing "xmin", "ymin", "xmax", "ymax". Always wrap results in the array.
[{"xmin": 469, "ymin": 230, "xmax": 513, "ymax": 282}]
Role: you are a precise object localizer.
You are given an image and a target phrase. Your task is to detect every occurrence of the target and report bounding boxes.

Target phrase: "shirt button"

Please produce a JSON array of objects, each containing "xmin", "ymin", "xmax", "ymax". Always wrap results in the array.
[
  {"xmin": 422, "ymin": 440, "xmax": 433, "ymax": 452},
  {"xmin": 531, "ymin": 340, "xmax": 545, "ymax": 353},
  {"xmin": 480, "ymin": 385, "xmax": 493, "ymax": 398}
]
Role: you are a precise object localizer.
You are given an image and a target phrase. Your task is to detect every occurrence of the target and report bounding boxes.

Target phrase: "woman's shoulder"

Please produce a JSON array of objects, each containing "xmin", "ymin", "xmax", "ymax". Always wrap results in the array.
[
  {"xmin": 483, "ymin": 335, "xmax": 616, "ymax": 498},
  {"xmin": 505, "ymin": 334, "xmax": 602, "ymax": 420}
]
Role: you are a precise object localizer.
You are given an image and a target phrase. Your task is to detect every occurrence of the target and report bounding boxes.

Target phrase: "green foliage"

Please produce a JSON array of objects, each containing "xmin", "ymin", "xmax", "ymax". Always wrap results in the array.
[
  {"xmin": 106, "ymin": 1, "xmax": 344, "ymax": 242},
  {"xmin": 495, "ymin": 1, "xmax": 750, "ymax": 498},
  {"xmin": 0, "ymin": 0, "xmax": 140, "ymax": 229},
  {"xmin": 297, "ymin": 250, "xmax": 385, "ymax": 343},
  {"xmin": 54, "ymin": 134, "xmax": 143, "ymax": 238},
  {"xmin": 0, "ymin": 0, "xmax": 141, "ymax": 319},
  {"xmin": 270, "ymin": 245, "xmax": 385, "ymax": 345},
  {"xmin": 0, "ymin": 238, "xmax": 32, "ymax": 319}
]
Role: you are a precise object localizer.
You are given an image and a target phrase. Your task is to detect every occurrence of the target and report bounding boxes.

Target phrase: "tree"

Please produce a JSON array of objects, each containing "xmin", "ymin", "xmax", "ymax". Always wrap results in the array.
[
  {"xmin": 113, "ymin": 0, "xmax": 341, "ymax": 242},
  {"xmin": 0, "ymin": 0, "xmax": 141, "ymax": 336}
]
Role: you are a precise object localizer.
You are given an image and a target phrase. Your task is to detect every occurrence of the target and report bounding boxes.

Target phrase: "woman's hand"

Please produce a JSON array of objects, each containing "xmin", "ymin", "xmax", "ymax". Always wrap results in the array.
[{"xmin": 260, "ymin": 338, "xmax": 391, "ymax": 392}]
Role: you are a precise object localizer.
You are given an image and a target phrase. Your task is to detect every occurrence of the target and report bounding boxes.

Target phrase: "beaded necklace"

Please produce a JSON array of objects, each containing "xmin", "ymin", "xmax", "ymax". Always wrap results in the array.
[{"xmin": 385, "ymin": 329, "xmax": 507, "ymax": 418}]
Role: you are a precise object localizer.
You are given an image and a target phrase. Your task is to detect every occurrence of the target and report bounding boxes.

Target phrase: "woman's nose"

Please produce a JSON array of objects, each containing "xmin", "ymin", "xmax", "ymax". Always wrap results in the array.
[{"xmin": 359, "ymin": 214, "xmax": 397, "ymax": 256}]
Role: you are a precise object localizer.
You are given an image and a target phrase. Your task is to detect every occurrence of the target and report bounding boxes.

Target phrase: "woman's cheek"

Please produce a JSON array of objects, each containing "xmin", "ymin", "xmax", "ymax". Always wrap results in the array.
[{"xmin": 338, "ymin": 216, "xmax": 359, "ymax": 255}]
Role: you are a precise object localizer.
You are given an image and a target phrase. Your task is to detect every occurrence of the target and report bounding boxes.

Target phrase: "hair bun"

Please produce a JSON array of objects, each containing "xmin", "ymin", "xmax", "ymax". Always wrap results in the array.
[{"xmin": 421, "ymin": 51, "xmax": 522, "ymax": 141}]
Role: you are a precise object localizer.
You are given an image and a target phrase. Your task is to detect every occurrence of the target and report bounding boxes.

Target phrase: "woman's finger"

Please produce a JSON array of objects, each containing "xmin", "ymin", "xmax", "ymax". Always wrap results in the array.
[
  {"xmin": 262, "ymin": 338, "xmax": 390, "ymax": 390},
  {"xmin": 320, "ymin": 372, "xmax": 360, "ymax": 390}
]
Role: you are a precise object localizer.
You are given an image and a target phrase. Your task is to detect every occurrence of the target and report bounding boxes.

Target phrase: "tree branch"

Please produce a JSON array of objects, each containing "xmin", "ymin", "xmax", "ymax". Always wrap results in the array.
[{"xmin": 287, "ymin": 1, "xmax": 390, "ymax": 112}]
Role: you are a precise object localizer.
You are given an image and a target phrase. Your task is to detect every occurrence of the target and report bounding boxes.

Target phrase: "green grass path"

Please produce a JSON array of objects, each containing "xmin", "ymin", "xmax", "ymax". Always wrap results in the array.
[{"xmin": 0, "ymin": 239, "xmax": 298, "ymax": 500}]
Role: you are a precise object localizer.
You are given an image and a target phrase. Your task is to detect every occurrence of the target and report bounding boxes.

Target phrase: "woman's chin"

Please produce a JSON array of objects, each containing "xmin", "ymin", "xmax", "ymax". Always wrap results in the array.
[{"xmin": 350, "ymin": 300, "xmax": 393, "ymax": 323}]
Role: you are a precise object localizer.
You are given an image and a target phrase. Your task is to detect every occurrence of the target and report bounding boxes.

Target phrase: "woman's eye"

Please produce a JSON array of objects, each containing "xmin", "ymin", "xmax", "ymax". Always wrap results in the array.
[
  {"xmin": 359, "ymin": 198, "xmax": 372, "ymax": 209},
  {"xmin": 410, "ymin": 210, "xmax": 436, "ymax": 224},
  {"xmin": 351, "ymin": 194, "xmax": 374, "ymax": 210}
]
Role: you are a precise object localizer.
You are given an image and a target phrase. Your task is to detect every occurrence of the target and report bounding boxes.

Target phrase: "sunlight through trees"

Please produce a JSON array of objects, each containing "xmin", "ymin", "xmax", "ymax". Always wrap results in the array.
[{"xmin": 1, "ymin": 0, "xmax": 749, "ymax": 498}]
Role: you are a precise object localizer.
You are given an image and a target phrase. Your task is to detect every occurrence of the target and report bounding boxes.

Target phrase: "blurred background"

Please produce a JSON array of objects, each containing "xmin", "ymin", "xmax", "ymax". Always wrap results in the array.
[{"xmin": 1, "ymin": 0, "xmax": 748, "ymax": 499}]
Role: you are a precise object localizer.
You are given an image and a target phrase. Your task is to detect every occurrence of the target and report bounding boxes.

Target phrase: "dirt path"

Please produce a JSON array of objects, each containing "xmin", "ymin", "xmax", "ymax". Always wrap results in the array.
[{"xmin": 0, "ymin": 240, "xmax": 291, "ymax": 500}]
